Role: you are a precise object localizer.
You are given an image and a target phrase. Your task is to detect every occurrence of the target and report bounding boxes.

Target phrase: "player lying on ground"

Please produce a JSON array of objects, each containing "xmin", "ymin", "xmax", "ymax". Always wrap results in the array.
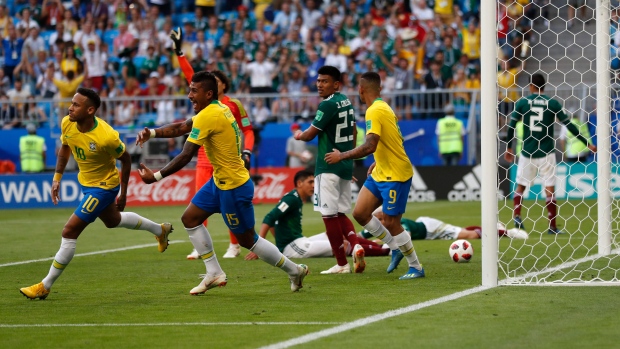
[
  {"xmin": 244, "ymin": 170, "xmax": 390, "ymax": 265},
  {"xmin": 20, "ymin": 88, "xmax": 173, "ymax": 300},
  {"xmin": 136, "ymin": 72, "xmax": 308, "ymax": 294}
]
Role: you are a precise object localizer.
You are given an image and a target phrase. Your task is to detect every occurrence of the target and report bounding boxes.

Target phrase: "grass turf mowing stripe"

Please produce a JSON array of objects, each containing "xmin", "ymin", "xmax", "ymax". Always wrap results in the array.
[{"xmin": 0, "ymin": 322, "xmax": 342, "ymax": 328}]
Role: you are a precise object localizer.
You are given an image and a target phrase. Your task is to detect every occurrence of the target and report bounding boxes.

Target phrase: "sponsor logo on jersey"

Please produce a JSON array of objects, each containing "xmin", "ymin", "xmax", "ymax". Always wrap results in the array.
[{"xmin": 408, "ymin": 165, "xmax": 436, "ymax": 202}]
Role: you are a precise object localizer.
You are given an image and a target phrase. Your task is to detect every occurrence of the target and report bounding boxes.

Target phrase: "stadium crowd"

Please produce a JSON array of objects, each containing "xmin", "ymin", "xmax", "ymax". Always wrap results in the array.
[{"xmin": 0, "ymin": 0, "xmax": 536, "ymax": 130}]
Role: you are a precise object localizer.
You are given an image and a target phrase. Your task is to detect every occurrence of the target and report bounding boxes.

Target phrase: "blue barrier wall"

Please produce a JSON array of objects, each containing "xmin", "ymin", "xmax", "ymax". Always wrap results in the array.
[{"xmin": 0, "ymin": 119, "xmax": 471, "ymax": 170}]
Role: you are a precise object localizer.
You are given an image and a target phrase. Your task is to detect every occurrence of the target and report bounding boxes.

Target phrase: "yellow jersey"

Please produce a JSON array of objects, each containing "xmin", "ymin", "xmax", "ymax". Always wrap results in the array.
[
  {"xmin": 187, "ymin": 100, "xmax": 249, "ymax": 190},
  {"xmin": 365, "ymin": 99, "xmax": 413, "ymax": 182},
  {"xmin": 60, "ymin": 116, "xmax": 125, "ymax": 189}
]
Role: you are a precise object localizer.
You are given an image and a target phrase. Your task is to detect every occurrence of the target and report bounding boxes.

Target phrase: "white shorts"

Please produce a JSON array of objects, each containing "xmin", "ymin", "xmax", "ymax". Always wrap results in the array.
[
  {"xmin": 416, "ymin": 216, "xmax": 462, "ymax": 240},
  {"xmin": 516, "ymin": 153, "xmax": 556, "ymax": 187},
  {"xmin": 313, "ymin": 173, "xmax": 352, "ymax": 216},
  {"xmin": 282, "ymin": 233, "xmax": 333, "ymax": 258}
]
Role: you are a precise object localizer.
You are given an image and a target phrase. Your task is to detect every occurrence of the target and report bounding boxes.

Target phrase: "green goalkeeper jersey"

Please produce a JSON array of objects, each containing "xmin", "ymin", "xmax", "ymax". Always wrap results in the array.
[
  {"xmin": 507, "ymin": 94, "xmax": 588, "ymax": 158},
  {"xmin": 311, "ymin": 92, "xmax": 356, "ymax": 180},
  {"xmin": 263, "ymin": 189, "xmax": 304, "ymax": 252}
]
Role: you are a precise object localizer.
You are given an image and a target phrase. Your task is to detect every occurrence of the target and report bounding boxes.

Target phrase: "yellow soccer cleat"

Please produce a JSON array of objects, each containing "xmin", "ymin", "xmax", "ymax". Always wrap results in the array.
[
  {"xmin": 20, "ymin": 282, "xmax": 50, "ymax": 300},
  {"xmin": 156, "ymin": 223, "xmax": 173, "ymax": 253}
]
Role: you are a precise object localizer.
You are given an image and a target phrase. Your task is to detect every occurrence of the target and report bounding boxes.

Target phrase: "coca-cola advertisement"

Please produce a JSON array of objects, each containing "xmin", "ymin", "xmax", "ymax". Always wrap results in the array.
[
  {"xmin": 252, "ymin": 167, "xmax": 300, "ymax": 203},
  {"xmin": 126, "ymin": 169, "xmax": 196, "ymax": 206}
]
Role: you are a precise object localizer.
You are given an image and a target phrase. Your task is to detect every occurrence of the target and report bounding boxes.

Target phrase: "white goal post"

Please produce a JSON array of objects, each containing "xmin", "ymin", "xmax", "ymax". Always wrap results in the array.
[{"xmin": 481, "ymin": 0, "xmax": 618, "ymax": 286}]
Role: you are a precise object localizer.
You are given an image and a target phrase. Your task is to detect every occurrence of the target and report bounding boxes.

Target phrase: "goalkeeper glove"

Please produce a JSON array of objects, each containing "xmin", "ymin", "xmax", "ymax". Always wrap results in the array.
[
  {"xmin": 169, "ymin": 27, "xmax": 184, "ymax": 56},
  {"xmin": 242, "ymin": 150, "xmax": 252, "ymax": 170}
]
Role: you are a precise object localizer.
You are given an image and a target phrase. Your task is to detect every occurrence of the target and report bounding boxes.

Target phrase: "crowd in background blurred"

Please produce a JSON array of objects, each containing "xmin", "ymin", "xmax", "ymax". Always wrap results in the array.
[{"xmin": 0, "ymin": 0, "xmax": 539, "ymax": 130}]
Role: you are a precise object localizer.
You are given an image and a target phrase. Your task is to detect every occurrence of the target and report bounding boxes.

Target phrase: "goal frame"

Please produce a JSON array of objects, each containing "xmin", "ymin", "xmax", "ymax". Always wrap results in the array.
[{"xmin": 480, "ymin": 0, "xmax": 613, "ymax": 287}]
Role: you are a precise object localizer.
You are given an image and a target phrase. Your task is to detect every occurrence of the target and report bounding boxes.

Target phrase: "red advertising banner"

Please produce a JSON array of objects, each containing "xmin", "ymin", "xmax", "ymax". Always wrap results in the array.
[{"xmin": 124, "ymin": 167, "xmax": 300, "ymax": 206}]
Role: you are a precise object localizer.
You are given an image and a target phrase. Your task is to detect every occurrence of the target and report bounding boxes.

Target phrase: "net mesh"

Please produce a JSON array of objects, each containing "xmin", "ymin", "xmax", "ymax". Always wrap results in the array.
[{"xmin": 497, "ymin": 0, "xmax": 620, "ymax": 284}]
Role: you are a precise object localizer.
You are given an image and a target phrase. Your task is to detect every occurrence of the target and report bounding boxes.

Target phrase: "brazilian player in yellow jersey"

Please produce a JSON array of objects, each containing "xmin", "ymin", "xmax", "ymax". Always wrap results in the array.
[
  {"xmin": 135, "ymin": 71, "xmax": 308, "ymax": 294},
  {"xmin": 19, "ymin": 88, "xmax": 173, "ymax": 300},
  {"xmin": 325, "ymin": 72, "xmax": 424, "ymax": 280}
]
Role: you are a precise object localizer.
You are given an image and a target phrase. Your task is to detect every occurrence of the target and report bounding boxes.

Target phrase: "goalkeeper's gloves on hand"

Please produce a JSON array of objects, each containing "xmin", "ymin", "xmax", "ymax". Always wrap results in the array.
[
  {"xmin": 242, "ymin": 150, "xmax": 252, "ymax": 170},
  {"xmin": 170, "ymin": 27, "xmax": 184, "ymax": 56}
]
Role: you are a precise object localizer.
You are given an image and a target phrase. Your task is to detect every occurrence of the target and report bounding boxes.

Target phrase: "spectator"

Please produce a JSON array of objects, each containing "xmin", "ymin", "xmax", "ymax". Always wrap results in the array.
[
  {"xmin": 7, "ymin": 78, "xmax": 32, "ymax": 107},
  {"xmin": 53, "ymin": 69, "xmax": 84, "ymax": 112},
  {"xmin": 113, "ymin": 23, "xmax": 135, "ymax": 56},
  {"xmin": 16, "ymin": 8, "xmax": 40, "ymax": 33},
  {"xmin": 442, "ymin": 35, "xmax": 461, "ymax": 69},
  {"xmin": 459, "ymin": 18, "xmax": 481, "ymax": 66},
  {"xmin": 0, "ymin": 94, "xmax": 19, "ymax": 129},
  {"xmin": 349, "ymin": 26, "xmax": 373, "ymax": 62},
  {"xmin": 246, "ymin": 50, "xmax": 275, "ymax": 94},
  {"xmin": 155, "ymin": 65, "xmax": 174, "ymax": 87},
  {"xmin": 0, "ymin": 70, "xmax": 10, "ymax": 95},
  {"xmin": 452, "ymin": 68, "xmax": 471, "ymax": 105},
  {"xmin": 422, "ymin": 60, "xmax": 448, "ymax": 118},
  {"xmin": 120, "ymin": 47, "xmax": 139, "ymax": 82},
  {"xmin": 61, "ymin": 8, "xmax": 78, "ymax": 36},
  {"xmin": 2, "ymin": 26, "xmax": 25, "ymax": 83},
  {"xmin": 453, "ymin": 54, "xmax": 477, "ymax": 78},
  {"xmin": 411, "ymin": 0, "xmax": 435, "ymax": 22},
  {"xmin": 272, "ymin": 1, "xmax": 296, "ymax": 35},
  {"xmin": 102, "ymin": 76, "xmax": 122, "ymax": 98},
  {"xmin": 36, "ymin": 62, "xmax": 60, "ymax": 98},
  {"xmin": 23, "ymin": 27, "xmax": 45, "ymax": 64},
  {"xmin": 138, "ymin": 45, "xmax": 160, "ymax": 83},
  {"xmin": 251, "ymin": 98, "xmax": 271, "ymax": 126},
  {"xmin": 434, "ymin": 51, "xmax": 453, "ymax": 87},
  {"xmin": 73, "ymin": 21, "xmax": 99, "ymax": 52},
  {"xmin": 387, "ymin": 57, "xmax": 415, "ymax": 120},
  {"xmin": 82, "ymin": 39, "xmax": 107, "ymax": 91},
  {"xmin": 295, "ymin": 0, "xmax": 322, "ymax": 30},
  {"xmin": 48, "ymin": 22, "xmax": 72, "ymax": 55},
  {"xmin": 0, "ymin": 6, "xmax": 13, "ymax": 38},
  {"xmin": 41, "ymin": 0, "xmax": 65, "ymax": 30},
  {"xmin": 286, "ymin": 123, "xmax": 311, "ymax": 168},
  {"xmin": 192, "ymin": 30, "xmax": 209, "ymax": 59},
  {"xmin": 69, "ymin": 0, "xmax": 87, "ymax": 21},
  {"xmin": 196, "ymin": 0, "xmax": 216, "ymax": 17},
  {"xmin": 271, "ymin": 86, "xmax": 295, "ymax": 123},
  {"xmin": 436, "ymin": 104, "xmax": 465, "ymax": 166},
  {"xmin": 155, "ymin": 87, "xmax": 175, "ymax": 126},
  {"xmin": 287, "ymin": 68, "xmax": 304, "ymax": 95},
  {"xmin": 23, "ymin": 96, "xmax": 48, "ymax": 127},
  {"xmin": 497, "ymin": 59, "xmax": 522, "ymax": 120},
  {"xmin": 324, "ymin": 43, "xmax": 347, "ymax": 73},
  {"xmin": 87, "ymin": 0, "xmax": 109, "ymax": 23},
  {"xmin": 60, "ymin": 46, "xmax": 83, "ymax": 75},
  {"xmin": 19, "ymin": 123, "xmax": 46, "ymax": 173},
  {"xmin": 228, "ymin": 60, "xmax": 247, "ymax": 93},
  {"xmin": 190, "ymin": 46, "xmax": 209, "ymax": 73},
  {"xmin": 122, "ymin": 77, "xmax": 141, "ymax": 98}
]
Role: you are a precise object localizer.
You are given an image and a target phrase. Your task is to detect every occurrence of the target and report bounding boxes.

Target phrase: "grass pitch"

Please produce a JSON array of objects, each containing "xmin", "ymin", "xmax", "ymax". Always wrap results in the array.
[{"xmin": 0, "ymin": 201, "xmax": 618, "ymax": 348}]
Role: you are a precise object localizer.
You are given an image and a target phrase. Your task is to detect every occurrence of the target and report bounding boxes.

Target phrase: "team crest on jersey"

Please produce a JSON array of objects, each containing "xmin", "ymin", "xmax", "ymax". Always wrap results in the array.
[{"xmin": 89, "ymin": 142, "xmax": 97, "ymax": 152}]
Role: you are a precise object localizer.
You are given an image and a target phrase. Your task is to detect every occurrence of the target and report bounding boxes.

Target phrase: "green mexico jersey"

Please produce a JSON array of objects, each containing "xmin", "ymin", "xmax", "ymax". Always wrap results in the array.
[
  {"xmin": 401, "ymin": 218, "xmax": 427, "ymax": 240},
  {"xmin": 311, "ymin": 92, "xmax": 355, "ymax": 180},
  {"xmin": 262, "ymin": 189, "xmax": 304, "ymax": 252},
  {"xmin": 510, "ymin": 94, "xmax": 569, "ymax": 158}
]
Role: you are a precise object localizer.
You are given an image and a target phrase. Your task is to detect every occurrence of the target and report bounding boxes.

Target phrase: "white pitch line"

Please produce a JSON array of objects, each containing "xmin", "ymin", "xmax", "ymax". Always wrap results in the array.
[
  {"xmin": 0, "ymin": 240, "xmax": 187, "ymax": 268},
  {"xmin": 258, "ymin": 285, "xmax": 491, "ymax": 349},
  {"xmin": 0, "ymin": 322, "xmax": 341, "ymax": 328}
]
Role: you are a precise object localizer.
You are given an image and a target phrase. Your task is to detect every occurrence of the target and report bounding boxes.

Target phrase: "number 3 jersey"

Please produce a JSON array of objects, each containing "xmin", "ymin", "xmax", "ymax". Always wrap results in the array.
[
  {"xmin": 510, "ymin": 94, "xmax": 569, "ymax": 159},
  {"xmin": 60, "ymin": 115, "xmax": 125, "ymax": 190},
  {"xmin": 311, "ymin": 92, "xmax": 355, "ymax": 180},
  {"xmin": 187, "ymin": 100, "xmax": 249, "ymax": 190}
]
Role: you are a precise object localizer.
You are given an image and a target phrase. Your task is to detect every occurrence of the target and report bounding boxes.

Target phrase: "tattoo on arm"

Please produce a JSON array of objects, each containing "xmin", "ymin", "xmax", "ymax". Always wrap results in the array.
[
  {"xmin": 160, "ymin": 142, "xmax": 200, "ymax": 177},
  {"xmin": 157, "ymin": 119, "xmax": 193, "ymax": 138},
  {"xmin": 341, "ymin": 133, "xmax": 379, "ymax": 160}
]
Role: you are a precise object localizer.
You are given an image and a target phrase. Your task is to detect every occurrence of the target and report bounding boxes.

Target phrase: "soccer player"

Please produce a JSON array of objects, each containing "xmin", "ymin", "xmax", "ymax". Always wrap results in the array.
[
  {"xmin": 245, "ymin": 170, "xmax": 390, "ymax": 261},
  {"xmin": 19, "ymin": 88, "xmax": 173, "ymax": 300},
  {"xmin": 325, "ymin": 71, "xmax": 424, "ymax": 280},
  {"xmin": 136, "ymin": 71, "xmax": 308, "ymax": 293},
  {"xmin": 170, "ymin": 27, "xmax": 255, "ymax": 260},
  {"xmin": 294, "ymin": 65, "xmax": 365, "ymax": 274},
  {"xmin": 504, "ymin": 73, "xmax": 596, "ymax": 234},
  {"xmin": 365, "ymin": 208, "xmax": 529, "ymax": 241}
]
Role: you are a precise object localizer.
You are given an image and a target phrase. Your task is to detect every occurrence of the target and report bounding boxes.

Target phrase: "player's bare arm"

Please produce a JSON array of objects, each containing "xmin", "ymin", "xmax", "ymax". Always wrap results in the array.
[
  {"xmin": 135, "ymin": 118, "xmax": 194, "ymax": 147},
  {"xmin": 504, "ymin": 148, "xmax": 515, "ymax": 162},
  {"xmin": 116, "ymin": 151, "xmax": 132, "ymax": 211},
  {"xmin": 294, "ymin": 125, "xmax": 320, "ymax": 141},
  {"xmin": 325, "ymin": 133, "xmax": 379, "ymax": 164},
  {"xmin": 139, "ymin": 141, "xmax": 200, "ymax": 184},
  {"xmin": 51, "ymin": 144, "xmax": 71, "ymax": 205}
]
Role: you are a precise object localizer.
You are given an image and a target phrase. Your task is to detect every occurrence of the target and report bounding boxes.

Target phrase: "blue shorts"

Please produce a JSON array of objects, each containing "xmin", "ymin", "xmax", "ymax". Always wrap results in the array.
[
  {"xmin": 363, "ymin": 176, "xmax": 411, "ymax": 216},
  {"xmin": 191, "ymin": 178, "xmax": 256, "ymax": 234},
  {"xmin": 74, "ymin": 185, "xmax": 120, "ymax": 223}
]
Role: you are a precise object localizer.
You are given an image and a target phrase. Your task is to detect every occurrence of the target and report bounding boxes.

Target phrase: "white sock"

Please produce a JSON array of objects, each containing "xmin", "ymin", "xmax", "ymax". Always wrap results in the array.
[
  {"xmin": 251, "ymin": 236, "xmax": 298, "ymax": 275},
  {"xmin": 117, "ymin": 212, "xmax": 162, "ymax": 236},
  {"xmin": 42, "ymin": 238, "xmax": 77, "ymax": 290},
  {"xmin": 393, "ymin": 231, "xmax": 422, "ymax": 270},
  {"xmin": 363, "ymin": 216, "xmax": 397, "ymax": 250},
  {"xmin": 186, "ymin": 225, "xmax": 224, "ymax": 276}
]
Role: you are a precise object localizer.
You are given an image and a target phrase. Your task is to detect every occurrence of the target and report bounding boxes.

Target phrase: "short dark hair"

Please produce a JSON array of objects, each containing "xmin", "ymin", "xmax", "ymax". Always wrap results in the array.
[
  {"xmin": 317, "ymin": 65, "xmax": 341, "ymax": 82},
  {"xmin": 192, "ymin": 71, "xmax": 218, "ymax": 97},
  {"xmin": 77, "ymin": 87, "xmax": 101, "ymax": 110},
  {"xmin": 210, "ymin": 70, "xmax": 231, "ymax": 94},
  {"xmin": 531, "ymin": 73, "xmax": 546, "ymax": 90},
  {"xmin": 293, "ymin": 170, "xmax": 314, "ymax": 187},
  {"xmin": 360, "ymin": 71, "xmax": 381, "ymax": 91}
]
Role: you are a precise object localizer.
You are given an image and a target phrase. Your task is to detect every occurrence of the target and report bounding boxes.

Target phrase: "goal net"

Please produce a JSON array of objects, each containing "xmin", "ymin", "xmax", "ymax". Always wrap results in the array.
[{"xmin": 484, "ymin": 0, "xmax": 620, "ymax": 285}]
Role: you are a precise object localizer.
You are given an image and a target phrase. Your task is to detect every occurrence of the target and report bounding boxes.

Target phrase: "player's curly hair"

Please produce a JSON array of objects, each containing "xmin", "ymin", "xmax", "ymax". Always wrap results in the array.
[
  {"xmin": 77, "ymin": 87, "xmax": 101, "ymax": 110},
  {"xmin": 192, "ymin": 71, "xmax": 218, "ymax": 98},
  {"xmin": 210, "ymin": 70, "xmax": 231, "ymax": 94}
]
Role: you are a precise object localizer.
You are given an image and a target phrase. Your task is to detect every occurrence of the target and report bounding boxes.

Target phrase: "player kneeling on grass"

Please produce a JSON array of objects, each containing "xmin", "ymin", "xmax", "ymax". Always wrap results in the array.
[
  {"xmin": 20, "ymin": 88, "xmax": 173, "ymax": 300},
  {"xmin": 245, "ymin": 170, "xmax": 390, "ymax": 264},
  {"xmin": 135, "ymin": 72, "xmax": 308, "ymax": 294},
  {"xmin": 325, "ymin": 72, "xmax": 423, "ymax": 280}
]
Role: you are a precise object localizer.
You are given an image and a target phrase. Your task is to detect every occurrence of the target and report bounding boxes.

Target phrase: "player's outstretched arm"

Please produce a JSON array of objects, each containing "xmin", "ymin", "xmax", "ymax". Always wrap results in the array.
[
  {"xmin": 294, "ymin": 126, "xmax": 320, "ymax": 142},
  {"xmin": 51, "ymin": 144, "xmax": 71, "ymax": 205},
  {"xmin": 325, "ymin": 133, "xmax": 379, "ymax": 164},
  {"xmin": 139, "ymin": 141, "xmax": 200, "ymax": 184},
  {"xmin": 116, "ymin": 151, "xmax": 132, "ymax": 211},
  {"xmin": 136, "ymin": 119, "xmax": 194, "ymax": 147}
]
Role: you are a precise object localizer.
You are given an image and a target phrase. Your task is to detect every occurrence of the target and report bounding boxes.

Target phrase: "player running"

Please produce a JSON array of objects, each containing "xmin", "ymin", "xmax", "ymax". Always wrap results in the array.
[
  {"xmin": 325, "ymin": 71, "xmax": 423, "ymax": 280},
  {"xmin": 136, "ymin": 72, "xmax": 308, "ymax": 294},
  {"xmin": 504, "ymin": 73, "xmax": 596, "ymax": 234},
  {"xmin": 169, "ymin": 27, "xmax": 255, "ymax": 259},
  {"xmin": 20, "ymin": 88, "xmax": 173, "ymax": 300},
  {"xmin": 294, "ymin": 65, "xmax": 365, "ymax": 274}
]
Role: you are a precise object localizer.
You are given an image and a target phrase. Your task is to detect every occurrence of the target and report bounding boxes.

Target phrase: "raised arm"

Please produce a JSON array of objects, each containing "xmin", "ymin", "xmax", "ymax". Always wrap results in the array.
[{"xmin": 138, "ymin": 140, "xmax": 200, "ymax": 184}]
